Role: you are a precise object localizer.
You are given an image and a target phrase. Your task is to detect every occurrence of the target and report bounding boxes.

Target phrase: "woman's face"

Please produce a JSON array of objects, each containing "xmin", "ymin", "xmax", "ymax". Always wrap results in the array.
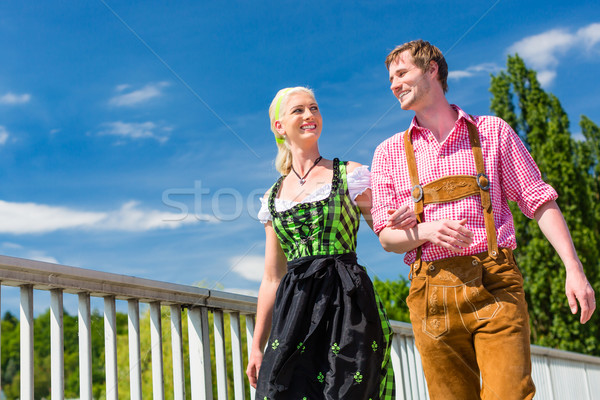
[{"xmin": 277, "ymin": 92, "xmax": 322, "ymax": 145}]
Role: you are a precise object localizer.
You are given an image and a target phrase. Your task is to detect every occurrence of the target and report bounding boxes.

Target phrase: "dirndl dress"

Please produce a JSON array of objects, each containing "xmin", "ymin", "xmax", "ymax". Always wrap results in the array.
[{"xmin": 256, "ymin": 158, "xmax": 395, "ymax": 400}]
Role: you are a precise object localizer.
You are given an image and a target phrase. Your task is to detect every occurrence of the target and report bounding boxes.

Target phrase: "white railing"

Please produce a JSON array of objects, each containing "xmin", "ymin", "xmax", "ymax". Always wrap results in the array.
[{"xmin": 0, "ymin": 254, "xmax": 598, "ymax": 400}]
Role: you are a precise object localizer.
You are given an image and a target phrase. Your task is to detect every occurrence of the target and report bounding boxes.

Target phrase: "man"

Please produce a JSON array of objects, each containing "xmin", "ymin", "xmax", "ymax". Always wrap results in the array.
[{"xmin": 370, "ymin": 39, "xmax": 596, "ymax": 400}]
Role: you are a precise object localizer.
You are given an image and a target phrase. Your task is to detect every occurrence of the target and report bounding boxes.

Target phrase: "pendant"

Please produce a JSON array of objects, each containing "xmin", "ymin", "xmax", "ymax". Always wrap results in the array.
[{"xmin": 299, "ymin": 178, "xmax": 306, "ymax": 185}]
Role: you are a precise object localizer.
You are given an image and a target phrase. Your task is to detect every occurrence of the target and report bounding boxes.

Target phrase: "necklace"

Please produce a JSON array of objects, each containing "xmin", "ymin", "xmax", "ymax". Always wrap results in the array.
[{"xmin": 291, "ymin": 156, "xmax": 322, "ymax": 185}]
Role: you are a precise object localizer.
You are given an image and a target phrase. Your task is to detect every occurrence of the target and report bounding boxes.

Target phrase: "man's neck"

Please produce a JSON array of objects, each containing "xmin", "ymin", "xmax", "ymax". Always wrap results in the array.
[{"xmin": 414, "ymin": 99, "xmax": 459, "ymax": 143}]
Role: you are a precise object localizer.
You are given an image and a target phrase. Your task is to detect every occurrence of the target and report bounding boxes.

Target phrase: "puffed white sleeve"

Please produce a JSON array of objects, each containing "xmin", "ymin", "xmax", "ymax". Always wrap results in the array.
[
  {"xmin": 257, "ymin": 197, "xmax": 272, "ymax": 224},
  {"xmin": 347, "ymin": 165, "xmax": 371, "ymax": 204}
]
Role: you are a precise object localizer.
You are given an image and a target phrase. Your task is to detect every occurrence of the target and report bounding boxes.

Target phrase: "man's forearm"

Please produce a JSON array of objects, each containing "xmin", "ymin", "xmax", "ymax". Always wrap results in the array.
[
  {"xmin": 379, "ymin": 219, "xmax": 474, "ymax": 254},
  {"xmin": 534, "ymin": 200, "xmax": 581, "ymax": 271}
]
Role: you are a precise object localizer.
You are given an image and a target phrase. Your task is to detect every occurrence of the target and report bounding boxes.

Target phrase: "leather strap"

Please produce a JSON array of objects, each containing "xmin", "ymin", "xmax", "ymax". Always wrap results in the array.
[
  {"xmin": 403, "ymin": 129, "xmax": 424, "ymax": 222},
  {"xmin": 403, "ymin": 129, "xmax": 423, "ymax": 274},
  {"xmin": 421, "ymin": 175, "xmax": 480, "ymax": 203},
  {"xmin": 467, "ymin": 121, "xmax": 499, "ymax": 259},
  {"xmin": 402, "ymin": 120, "xmax": 499, "ymax": 267}
]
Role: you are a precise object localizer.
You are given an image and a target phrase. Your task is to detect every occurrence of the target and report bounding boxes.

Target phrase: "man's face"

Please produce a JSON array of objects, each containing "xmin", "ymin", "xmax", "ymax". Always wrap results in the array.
[{"xmin": 388, "ymin": 51, "xmax": 432, "ymax": 111}]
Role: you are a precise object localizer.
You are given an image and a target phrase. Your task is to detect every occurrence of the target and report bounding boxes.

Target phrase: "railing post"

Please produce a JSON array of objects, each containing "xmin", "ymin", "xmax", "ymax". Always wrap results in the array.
[
  {"xmin": 20, "ymin": 285, "xmax": 34, "ymax": 400},
  {"xmin": 188, "ymin": 306, "xmax": 213, "ymax": 400},
  {"xmin": 150, "ymin": 301, "xmax": 165, "ymax": 400},
  {"xmin": 79, "ymin": 292, "xmax": 93, "ymax": 400},
  {"xmin": 0, "ymin": 284, "xmax": 2, "ymax": 388},
  {"xmin": 404, "ymin": 335, "xmax": 420, "ymax": 399},
  {"xmin": 128, "ymin": 299, "xmax": 142, "ymax": 400},
  {"xmin": 245, "ymin": 315, "xmax": 255, "ymax": 399},
  {"xmin": 170, "ymin": 305, "xmax": 185, "ymax": 400},
  {"xmin": 214, "ymin": 310, "xmax": 229, "ymax": 399},
  {"xmin": 104, "ymin": 296, "xmax": 119, "ymax": 400},
  {"xmin": 390, "ymin": 333, "xmax": 405, "ymax": 399},
  {"xmin": 50, "ymin": 289, "xmax": 64, "ymax": 400},
  {"xmin": 229, "ymin": 312, "xmax": 245, "ymax": 400}
]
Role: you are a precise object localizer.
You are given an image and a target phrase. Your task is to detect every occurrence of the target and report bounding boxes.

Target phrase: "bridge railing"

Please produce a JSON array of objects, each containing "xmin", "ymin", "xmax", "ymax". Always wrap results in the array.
[{"xmin": 0, "ymin": 254, "xmax": 598, "ymax": 399}]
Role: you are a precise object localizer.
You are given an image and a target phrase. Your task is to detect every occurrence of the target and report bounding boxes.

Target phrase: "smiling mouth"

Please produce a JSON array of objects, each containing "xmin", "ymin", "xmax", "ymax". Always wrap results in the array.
[
  {"xmin": 398, "ymin": 90, "xmax": 410, "ymax": 100},
  {"xmin": 301, "ymin": 124, "xmax": 317, "ymax": 130}
]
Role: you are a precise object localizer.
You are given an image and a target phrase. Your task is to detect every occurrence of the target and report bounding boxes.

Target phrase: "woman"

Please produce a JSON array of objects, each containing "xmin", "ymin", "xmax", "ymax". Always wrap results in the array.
[{"xmin": 246, "ymin": 87, "xmax": 414, "ymax": 399}]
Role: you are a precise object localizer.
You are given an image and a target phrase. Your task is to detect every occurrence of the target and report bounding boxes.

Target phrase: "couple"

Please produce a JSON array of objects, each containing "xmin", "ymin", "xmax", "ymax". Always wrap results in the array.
[{"xmin": 246, "ymin": 39, "xmax": 596, "ymax": 400}]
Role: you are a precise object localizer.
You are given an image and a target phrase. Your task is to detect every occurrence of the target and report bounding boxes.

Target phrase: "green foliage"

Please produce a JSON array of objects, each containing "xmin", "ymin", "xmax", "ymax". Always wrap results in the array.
[
  {"xmin": 1, "ymin": 309, "xmax": 107, "ymax": 399},
  {"xmin": 373, "ymin": 276, "xmax": 411, "ymax": 323},
  {"xmin": 489, "ymin": 54, "xmax": 600, "ymax": 355}
]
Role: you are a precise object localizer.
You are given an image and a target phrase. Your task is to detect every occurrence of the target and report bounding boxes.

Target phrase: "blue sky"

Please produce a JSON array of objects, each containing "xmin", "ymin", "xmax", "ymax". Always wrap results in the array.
[{"xmin": 0, "ymin": 1, "xmax": 599, "ymax": 308}]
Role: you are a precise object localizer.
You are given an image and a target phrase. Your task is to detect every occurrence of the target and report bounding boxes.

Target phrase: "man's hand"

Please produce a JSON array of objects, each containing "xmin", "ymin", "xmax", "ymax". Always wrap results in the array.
[
  {"xmin": 565, "ymin": 266, "xmax": 596, "ymax": 324},
  {"xmin": 387, "ymin": 206, "xmax": 417, "ymax": 229},
  {"xmin": 422, "ymin": 218, "xmax": 474, "ymax": 253}
]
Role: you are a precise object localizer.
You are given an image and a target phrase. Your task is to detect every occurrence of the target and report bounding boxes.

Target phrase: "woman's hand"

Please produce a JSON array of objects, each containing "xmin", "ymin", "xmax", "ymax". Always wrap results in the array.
[
  {"xmin": 386, "ymin": 206, "xmax": 417, "ymax": 229},
  {"xmin": 246, "ymin": 349, "xmax": 264, "ymax": 388}
]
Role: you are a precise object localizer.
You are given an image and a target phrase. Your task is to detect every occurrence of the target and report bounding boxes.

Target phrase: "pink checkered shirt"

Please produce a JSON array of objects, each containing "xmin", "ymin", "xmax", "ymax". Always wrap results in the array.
[{"xmin": 371, "ymin": 105, "xmax": 558, "ymax": 264}]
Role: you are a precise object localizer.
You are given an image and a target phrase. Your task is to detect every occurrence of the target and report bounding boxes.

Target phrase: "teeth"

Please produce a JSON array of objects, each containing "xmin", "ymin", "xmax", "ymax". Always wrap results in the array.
[{"xmin": 302, "ymin": 124, "xmax": 316, "ymax": 129}]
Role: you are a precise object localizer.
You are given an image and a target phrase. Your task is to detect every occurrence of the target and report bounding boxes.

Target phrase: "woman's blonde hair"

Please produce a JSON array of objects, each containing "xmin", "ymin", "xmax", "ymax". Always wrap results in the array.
[{"xmin": 268, "ymin": 87, "xmax": 316, "ymax": 175}]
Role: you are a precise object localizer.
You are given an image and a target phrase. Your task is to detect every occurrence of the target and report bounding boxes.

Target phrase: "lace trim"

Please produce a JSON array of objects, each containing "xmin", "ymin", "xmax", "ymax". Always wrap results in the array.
[{"xmin": 258, "ymin": 164, "xmax": 370, "ymax": 223}]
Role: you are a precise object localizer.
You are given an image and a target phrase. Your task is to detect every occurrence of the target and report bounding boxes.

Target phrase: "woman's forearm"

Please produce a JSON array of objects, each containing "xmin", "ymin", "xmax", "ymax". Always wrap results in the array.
[
  {"xmin": 378, "ymin": 224, "xmax": 426, "ymax": 253},
  {"xmin": 251, "ymin": 279, "xmax": 280, "ymax": 352}
]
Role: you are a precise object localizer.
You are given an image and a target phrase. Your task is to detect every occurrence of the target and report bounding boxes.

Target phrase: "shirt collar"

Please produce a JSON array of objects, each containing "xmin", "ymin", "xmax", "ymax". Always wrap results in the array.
[{"xmin": 406, "ymin": 104, "xmax": 476, "ymax": 137}]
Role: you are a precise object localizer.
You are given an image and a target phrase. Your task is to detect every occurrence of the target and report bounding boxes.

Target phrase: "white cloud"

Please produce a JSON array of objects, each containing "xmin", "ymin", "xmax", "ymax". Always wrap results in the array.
[
  {"xmin": 508, "ymin": 23, "xmax": 600, "ymax": 86},
  {"xmin": 116, "ymin": 84, "xmax": 131, "ymax": 92},
  {"xmin": 572, "ymin": 131, "xmax": 586, "ymax": 141},
  {"xmin": 99, "ymin": 200, "xmax": 212, "ymax": 231},
  {"xmin": 448, "ymin": 70, "xmax": 474, "ymax": 80},
  {"xmin": 448, "ymin": 63, "xmax": 501, "ymax": 80},
  {"xmin": 0, "ymin": 242, "xmax": 59, "ymax": 264},
  {"xmin": 224, "ymin": 288, "xmax": 258, "ymax": 297},
  {"xmin": 99, "ymin": 121, "xmax": 171, "ymax": 143},
  {"xmin": 509, "ymin": 29, "xmax": 574, "ymax": 71},
  {"xmin": 0, "ymin": 126, "xmax": 9, "ymax": 145},
  {"xmin": 578, "ymin": 23, "xmax": 600, "ymax": 49},
  {"xmin": 535, "ymin": 70, "xmax": 557, "ymax": 87},
  {"xmin": 230, "ymin": 255, "xmax": 264, "ymax": 282},
  {"xmin": 0, "ymin": 92, "xmax": 31, "ymax": 105},
  {"xmin": 0, "ymin": 200, "xmax": 212, "ymax": 234},
  {"xmin": 109, "ymin": 82, "xmax": 169, "ymax": 106}
]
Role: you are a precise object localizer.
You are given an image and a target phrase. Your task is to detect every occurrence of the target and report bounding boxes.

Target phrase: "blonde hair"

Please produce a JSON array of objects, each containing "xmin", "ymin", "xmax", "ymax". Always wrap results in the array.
[{"xmin": 268, "ymin": 87, "xmax": 316, "ymax": 175}]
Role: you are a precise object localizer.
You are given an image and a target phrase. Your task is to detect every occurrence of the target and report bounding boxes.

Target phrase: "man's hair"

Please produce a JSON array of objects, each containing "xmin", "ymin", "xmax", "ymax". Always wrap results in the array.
[{"xmin": 385, "ymin": 39, "xmax": 449, "ymax": 93}]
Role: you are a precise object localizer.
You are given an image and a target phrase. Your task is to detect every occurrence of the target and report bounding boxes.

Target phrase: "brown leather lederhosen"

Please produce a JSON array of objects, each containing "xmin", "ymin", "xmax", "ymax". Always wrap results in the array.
[
  {"xmin": 402, "ymin": 120, "xmax": 535, "ymax": 400},
  {"xmin": 404, "ymin": 120, "xmax": 498, "ymax": 278}
]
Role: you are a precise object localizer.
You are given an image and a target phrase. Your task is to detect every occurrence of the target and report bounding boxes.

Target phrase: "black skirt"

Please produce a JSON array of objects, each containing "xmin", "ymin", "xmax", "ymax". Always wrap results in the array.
[{"xmin": 256, "ymin": 253, "xmax": 388, "ymax": 400}]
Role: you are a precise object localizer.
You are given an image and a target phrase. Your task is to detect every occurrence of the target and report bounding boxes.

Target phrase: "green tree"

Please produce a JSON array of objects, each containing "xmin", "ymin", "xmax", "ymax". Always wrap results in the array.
[
  {"xmin": 373, "ymin": 277, "xmax": 411, "ymax": 323},
  {"xmin": 490, "ymin": 54, "xmax": 600, "ymax": 355}
]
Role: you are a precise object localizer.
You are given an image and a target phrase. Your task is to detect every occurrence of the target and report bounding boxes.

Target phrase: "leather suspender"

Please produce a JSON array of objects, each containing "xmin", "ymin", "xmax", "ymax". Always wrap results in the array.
[
  {"xmin": 467, "ymin": 121, "xmax": 499, "ymax": 259},
  {"xmin": 403, "ymin": 120, "xmax": 499, "ymax": 266}
]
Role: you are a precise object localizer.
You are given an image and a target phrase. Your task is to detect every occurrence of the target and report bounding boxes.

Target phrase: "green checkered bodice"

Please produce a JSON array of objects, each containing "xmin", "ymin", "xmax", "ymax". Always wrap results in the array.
[{"xmin": 268, "ymin": 159, "xmax": 361, "ymax": 261}]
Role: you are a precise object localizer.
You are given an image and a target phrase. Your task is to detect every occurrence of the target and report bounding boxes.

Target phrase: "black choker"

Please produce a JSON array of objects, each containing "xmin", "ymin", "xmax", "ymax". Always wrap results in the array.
[{"xmin": 291, "ymin": 156, "xmax": 322, "ymax": 185}]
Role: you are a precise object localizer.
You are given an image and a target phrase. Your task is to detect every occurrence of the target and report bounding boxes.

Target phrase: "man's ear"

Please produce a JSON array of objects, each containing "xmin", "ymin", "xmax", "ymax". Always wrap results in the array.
[{"xmin": 428, "ymin": 60, "xmax": 439, "ymax": 78}]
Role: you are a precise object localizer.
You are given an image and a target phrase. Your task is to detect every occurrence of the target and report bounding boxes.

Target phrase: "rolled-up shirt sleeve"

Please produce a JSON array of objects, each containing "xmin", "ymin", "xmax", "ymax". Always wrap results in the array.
[
  {"xmin": 371, "ymin": 143, "xmax": 399, "ymax": 234},
  {"xmin": 498, "ymin": 120, "xmax": 558, "ymax": 219}
]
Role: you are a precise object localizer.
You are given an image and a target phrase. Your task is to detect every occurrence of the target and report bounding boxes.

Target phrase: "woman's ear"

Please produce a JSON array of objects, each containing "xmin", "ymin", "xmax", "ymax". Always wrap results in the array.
[{"xmin": 275, "ymin": 120, "xmax": 285, "ymax": 135}]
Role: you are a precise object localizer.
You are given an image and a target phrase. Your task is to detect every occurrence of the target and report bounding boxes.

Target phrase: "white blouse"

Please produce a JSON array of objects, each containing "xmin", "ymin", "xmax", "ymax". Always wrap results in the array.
[{"xmin": 257, "ymin": 165, "xmax": 371, "ymax": 224}]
